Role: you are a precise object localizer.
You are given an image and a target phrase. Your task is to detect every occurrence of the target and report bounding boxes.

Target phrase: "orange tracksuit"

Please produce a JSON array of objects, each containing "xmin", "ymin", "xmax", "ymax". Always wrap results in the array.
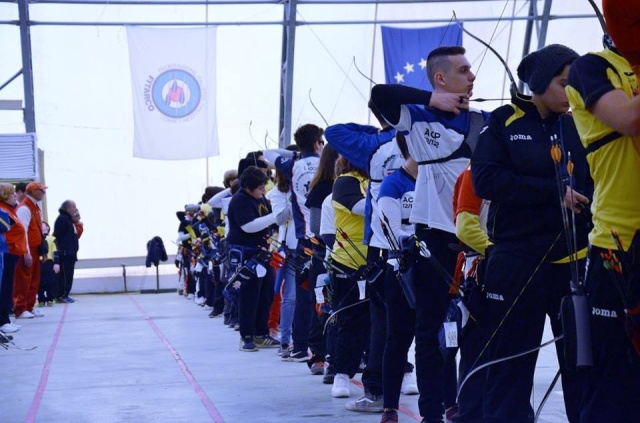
[{"xmin": 13, "ymin": 197, "xmax": 43, "ymax": 316}]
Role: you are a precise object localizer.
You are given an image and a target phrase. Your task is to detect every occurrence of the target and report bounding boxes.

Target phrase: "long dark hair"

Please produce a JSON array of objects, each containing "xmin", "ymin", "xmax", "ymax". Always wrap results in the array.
[
  {"xmin": 335, "ymin": 155, "xmax": 368, "ymax": 178},
  {"xmin": 309, "ymin": 144, "xmax": 338, "ymax": 191},
  {"xmin": 276, "ymin": 144, "xmax": 299, "ymax": 193}
]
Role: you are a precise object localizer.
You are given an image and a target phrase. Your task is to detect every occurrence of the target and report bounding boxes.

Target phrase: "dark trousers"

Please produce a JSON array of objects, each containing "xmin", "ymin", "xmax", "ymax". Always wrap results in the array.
[
  {"xmin": 480, "ymin": 248, "xmax": 581, "ymax": 423},
  {"xmin": 322, "ymin": 312, "xmax": 337, "ymax": 371},
  {"xmin": 187, "ymin": 266, "xmax": 197, "ymax": 295},
  {"xmin": 331, "ymin": 260, "xmax": 370, "ymax": 377},
  {"xmin": 443, "ymin": 347, "xmax": 458, "ymax": 409},
  {"xmin": 414, "ymin": 226, "xmax": 459, "ymax": 421},
  {"xmin": 455, "ymin": 318, "xmax": 487, "ymax": 423},
  {"xmin": 291, "ymin": 240, "xmax": 312, "ymax": 354},
  {"xmin": 196, "ymin": 266, "xmax": 208, "ymax": 299},
  {"xmin": 39, "ymin": 260, "xmax": 56, "ymax": 303},
  {"xmin": 383, "ymin": 262, "xmax": 417, "ymax": 409},
  {"xmin": 59, "ymin": 256, "xmax": 76, "ymax": 299},
  {"xmin": 238, "ymin": 265, "xmax": 274, "ymax": 339},
  {"xmin": 307, "ymin": 248, "xmax": 328, "ymax": 362},
  {"xmin": 0, "ymin": 254, "xmax": 18, "ymax": 325},
  {"xmin": 222, "ymin": 264, "xmax": 238, "ymax": 324},
  {"xmin": 361, "ymin": 247, "xmax": 387, "ymax": 396},
  {"xmin": 580, "ymin": 245, "xmax": 640, "ymax": 423},
  {"xmin": 212, "ymin": 265, "xmax": 224, "ymax": 312}
]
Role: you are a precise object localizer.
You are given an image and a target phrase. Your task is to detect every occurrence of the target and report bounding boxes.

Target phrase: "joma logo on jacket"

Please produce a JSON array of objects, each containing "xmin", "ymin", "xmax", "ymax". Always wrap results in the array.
[{"xmin": 509, "ymin": 134, "xmax": 533, "ymax": 141}]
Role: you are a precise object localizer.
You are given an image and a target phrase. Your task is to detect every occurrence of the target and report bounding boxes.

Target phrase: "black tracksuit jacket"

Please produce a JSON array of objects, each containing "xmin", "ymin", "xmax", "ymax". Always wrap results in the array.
[{"xmin": 471, "ymin": 93, "xmax": 593, "ymax": 262}]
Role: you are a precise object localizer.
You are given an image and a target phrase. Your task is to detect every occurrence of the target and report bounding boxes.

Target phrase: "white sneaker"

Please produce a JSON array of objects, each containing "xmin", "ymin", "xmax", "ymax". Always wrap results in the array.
[
  {"xmin": 32, "ymin": 309, "xmax": 45, "ymax": 317},
  {"xmin": 203, "ymin": 305, "xmax": 213, "ymax": 311},
  {"xmin": 401, "ymin": 372, "xmax": 419, "ymax": 395},
  {"xmin": 16, "ymin": 311, "xmax": 35, "ymax": 319},
  {"xmin": 331, "ymin": 373, "xmax": 351, "ymax": 398},
  {"xmin": 195, "ymin": 297, "xmax": 206, "ymax": 306},
  {"xmin": 0, "ymin": 323, "xmax": 19, "ymax": 333},
  {"xmin": 9, "ymin": 323, "xmax": 21, "ymax": 330},
  {"xmin": 186, "ymin": 294, "xmax": 195, "ymax": 300}
]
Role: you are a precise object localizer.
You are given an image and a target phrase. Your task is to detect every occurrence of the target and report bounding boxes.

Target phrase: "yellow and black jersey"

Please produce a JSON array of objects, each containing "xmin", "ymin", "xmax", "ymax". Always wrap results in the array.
[
  {"xmin": 567, "ymin": 49, "xmax": 640, "ymax": 250},
  {"xmin": 331, "ymin": 171, "xmax": 368, "ymax": 270}
]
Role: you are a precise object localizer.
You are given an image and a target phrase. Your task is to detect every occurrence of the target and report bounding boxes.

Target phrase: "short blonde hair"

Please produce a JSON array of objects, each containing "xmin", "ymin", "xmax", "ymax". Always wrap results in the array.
[{"xmin": 0, "ymin": 183, "xmax": 15, "ymax": 202}]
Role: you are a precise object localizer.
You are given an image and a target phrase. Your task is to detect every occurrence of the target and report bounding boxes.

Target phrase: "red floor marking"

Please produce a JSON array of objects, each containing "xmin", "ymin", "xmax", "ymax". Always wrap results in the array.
[
  {"xmin": 26, "ymin": 303, "xmax": 68, "ymax": 423},
  {"xmin": 129, "ymin": 296, "xmax": 225, "ymax": 423},
  {"xmin": 350, "ymin": 378, "xmax": 422, "ymax": 421}
]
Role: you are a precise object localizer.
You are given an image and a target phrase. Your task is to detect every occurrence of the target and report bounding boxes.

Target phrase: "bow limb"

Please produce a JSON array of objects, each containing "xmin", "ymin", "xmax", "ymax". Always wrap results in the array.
[
  {"xmin": 533, "ymin": 369, "xmax": 562, "ymax": 423},
  {"xmin": 352, "ymin": 56, "xmax": 377, "ymax": 86},
  {"xmin": 586, "ymin": 0, "xmax": 607, "ymax": 34},
  {"xmin": 323, "ymin": 299, "xmax": 370, "ymax": 334},
  {"xmin": 308, "ymin": 88, "xmax": 329, "ymax": 127},
  {"xmin": 248, "ymin": 120, "xmax": 263, "ymax": 150},
  {"xmin": 586, "ymin": 0, "xmax": 615, "ymax": 50},
  {"xmin": 456, "ymin": 335, "xmax": 563, "ymax": 402},
  {"xmin": 452, "ymin": 11, "xmax": 518, "ymax": 98}
]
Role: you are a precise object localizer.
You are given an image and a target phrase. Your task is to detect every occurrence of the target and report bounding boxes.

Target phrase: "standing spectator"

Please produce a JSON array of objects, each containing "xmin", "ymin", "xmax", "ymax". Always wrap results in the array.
[
  {"xmin": 0, "ymin": 209, "xmax": 7, "ymax": 283},
  {"xmin": 14, "ymin": 181, "xmax": 47, "ymax": 319},
  {"xmin": 0, "ymin": 183, "xmax": 27, "ymax": 333},
  {"xmin": 54, "ymin": 200, "xmax": 81, "ymax": 303},
  {"xmin": 38, "ymin": 222, "xmax": 59, "ymax": 307},
  {"xmin": 14, "ymin": 182, "xmax": 27, "ymax": 203}
]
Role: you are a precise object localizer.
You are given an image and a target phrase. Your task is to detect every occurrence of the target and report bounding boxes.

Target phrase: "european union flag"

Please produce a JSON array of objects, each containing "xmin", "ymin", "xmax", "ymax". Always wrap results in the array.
[{"xmin": 381, "ymin": 24, "xmax": 463, "ymax": 90}]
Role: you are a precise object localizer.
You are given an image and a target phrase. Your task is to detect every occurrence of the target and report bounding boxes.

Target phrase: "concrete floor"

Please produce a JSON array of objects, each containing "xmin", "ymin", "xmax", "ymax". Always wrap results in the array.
[{"xmin": 2, "ymin": 293, "xmax": 569, "ymax": 423}]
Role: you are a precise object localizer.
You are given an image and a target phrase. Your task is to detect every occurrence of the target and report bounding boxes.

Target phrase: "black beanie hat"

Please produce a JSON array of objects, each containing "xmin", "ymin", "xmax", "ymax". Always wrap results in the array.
[
  {"xmin": 516, "ymin": 44, "xmax": 579, "ymax": 94},
  {"xmin": 237, "ymin": 157, "xmax": 268, "ymax": 177}
]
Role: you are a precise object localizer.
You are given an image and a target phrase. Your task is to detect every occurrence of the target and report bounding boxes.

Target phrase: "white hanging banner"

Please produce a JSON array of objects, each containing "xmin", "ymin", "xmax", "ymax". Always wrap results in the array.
[{"xmin": 127, "ymin": 26, "xmax": 219, "ymax": 160}]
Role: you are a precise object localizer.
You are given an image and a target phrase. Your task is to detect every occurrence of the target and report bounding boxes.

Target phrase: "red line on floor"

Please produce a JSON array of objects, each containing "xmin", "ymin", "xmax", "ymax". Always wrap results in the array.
[
  {"xmin": 129, "ymin": 295, "xmax": 225, "ymax": 423},
  {"xmin": 26, "ymin": 303, "xmax": 68, "ymax": 423},
  {"xmin": 350, "ymin": 378, "xmax": 422, "ymax": 421}
]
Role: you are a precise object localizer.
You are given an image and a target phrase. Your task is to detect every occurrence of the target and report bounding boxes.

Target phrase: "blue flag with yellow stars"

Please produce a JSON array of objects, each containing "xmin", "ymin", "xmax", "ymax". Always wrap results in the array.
[{"xmin": 381, "ymin": 24, "xmax": 463, "ymax": 90}]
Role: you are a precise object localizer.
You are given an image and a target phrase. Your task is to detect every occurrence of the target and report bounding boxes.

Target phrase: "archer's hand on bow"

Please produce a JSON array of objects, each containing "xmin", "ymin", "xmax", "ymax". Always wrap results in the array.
[
  {"xmin": 429, "ymin": 92, "xmax": 470, "ymax": 115},
  {"xmin": 564, "ymin": 186, "xmax": 589, "ymax": 214}
]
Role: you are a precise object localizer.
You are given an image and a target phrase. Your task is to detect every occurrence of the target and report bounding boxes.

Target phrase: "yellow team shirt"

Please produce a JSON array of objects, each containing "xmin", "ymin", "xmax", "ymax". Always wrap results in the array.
[
  {"xmin": 44, "ymin": 235, "xmax": 57, "ymax": 261},
  {"xmin": 567, "ymin": 49, "xmax": 640, "ymax": 250},
  {"xmin": 331, "ymin": 171, "xmax": 368, "ymax": 270}
]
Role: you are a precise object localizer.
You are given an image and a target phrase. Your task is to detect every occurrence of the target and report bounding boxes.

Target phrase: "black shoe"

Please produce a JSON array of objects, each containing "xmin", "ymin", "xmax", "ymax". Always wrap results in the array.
[
  {"xmin": 323, "ymin": 368, "xmax": 335, "ymax": 384},
  {"xmin": 239, "ymin": 337, "xmax": 258, "ymax": 352},
  {"xmin": 283, "ymin": 350, "xmax": 309, "ymax": 362},
  {"xmin": 209, "ymin": 310, "xmax": 222, "ymax": 318},
  {"xmin": 223, "ymin": 314, "xmax": 230, "ymax": 325}
]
